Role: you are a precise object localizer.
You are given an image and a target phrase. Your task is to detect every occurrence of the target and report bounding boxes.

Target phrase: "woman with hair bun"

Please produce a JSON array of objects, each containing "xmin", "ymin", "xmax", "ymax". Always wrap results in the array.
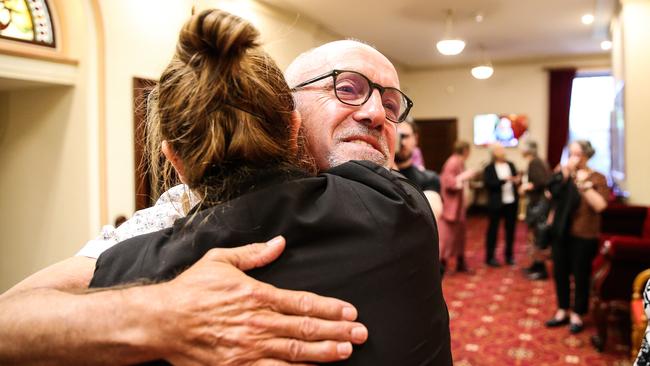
[
  {"xmin": 90, "ymin": 9, "xmax": 450, "ymax": 365},
  {"xmin": 545, "ymin": 140, "xmax": 609, "ymax": 334}
]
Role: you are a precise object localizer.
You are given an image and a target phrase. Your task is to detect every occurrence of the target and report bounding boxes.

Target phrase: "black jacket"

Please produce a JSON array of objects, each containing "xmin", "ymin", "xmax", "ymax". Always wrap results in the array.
[
  {"xmin": 398, "ymin": 165, "xmax": 441, "ymax": 193},
  {"xmin": 547, "ymin": 171, "xmax": 581, "ymax": 241},
  {"xmin": 90, "ymin": 161, "xmax": 452, "ymax": 366},
  {"xmin": 483, "ymin": 161, "xmax": 519, "ymax": 209}
]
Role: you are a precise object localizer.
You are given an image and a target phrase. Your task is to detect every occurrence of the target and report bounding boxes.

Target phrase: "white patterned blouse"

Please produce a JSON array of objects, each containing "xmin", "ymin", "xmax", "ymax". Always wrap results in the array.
[{"xmin": 76, "ymin": 185, "xmax": 197, "ymax": 259}]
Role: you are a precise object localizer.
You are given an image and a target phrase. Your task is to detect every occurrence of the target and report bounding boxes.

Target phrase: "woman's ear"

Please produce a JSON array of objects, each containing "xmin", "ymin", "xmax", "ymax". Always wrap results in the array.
[
  {"xmin": 289, "ymin": 110, "xmax": 302, "ymax": 150},
  {"xmin": 161, "ymin": 140, "xmax": 187, "ymax": 184}
]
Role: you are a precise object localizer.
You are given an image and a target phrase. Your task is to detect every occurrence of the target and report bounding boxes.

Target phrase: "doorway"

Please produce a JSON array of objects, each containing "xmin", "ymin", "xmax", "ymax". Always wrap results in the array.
[{"xmin": 415, "ymin": 118, "xmax": 457, "ymax": 173}]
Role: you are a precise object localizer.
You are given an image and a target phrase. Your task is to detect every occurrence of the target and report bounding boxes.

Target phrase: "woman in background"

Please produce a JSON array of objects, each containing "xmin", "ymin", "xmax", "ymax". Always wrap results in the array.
[
  {"xmin": 439, "ymin": 141, "xmax": 476, "ymax": 273},
  {"xmin": 545, "ymin": 140, "xmax": 609, "ymax": 334}
]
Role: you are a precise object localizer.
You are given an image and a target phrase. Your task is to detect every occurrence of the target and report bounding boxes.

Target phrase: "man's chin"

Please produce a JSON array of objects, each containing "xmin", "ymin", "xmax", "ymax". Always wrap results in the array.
[{"xmin": 327, "ymin": 145, "xmax": 388, "ymax": 168}]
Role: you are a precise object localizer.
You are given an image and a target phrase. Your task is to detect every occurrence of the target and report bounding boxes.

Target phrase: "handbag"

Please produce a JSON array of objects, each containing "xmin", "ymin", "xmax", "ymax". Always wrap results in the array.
[{"xmin": 534, "ymin": 221, "xmax": 552, "ymax": 250}]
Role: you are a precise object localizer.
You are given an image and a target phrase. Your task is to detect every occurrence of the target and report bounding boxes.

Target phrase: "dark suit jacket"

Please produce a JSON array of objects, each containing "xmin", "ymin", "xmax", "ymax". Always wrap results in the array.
[
  {"xmin": 483, "ymin": 161, "xmax": 519, "ymax": 210},
  {"xmin": 526, "ymin": 156, "xmax": 551, "ymax": 204},
  {"xmin": 398, "ymin": 165, "xmax": 441, "ymax": 193},
  {"xmin": 90, "ymin": 161, "xmax": 452, "ymax": 366}
]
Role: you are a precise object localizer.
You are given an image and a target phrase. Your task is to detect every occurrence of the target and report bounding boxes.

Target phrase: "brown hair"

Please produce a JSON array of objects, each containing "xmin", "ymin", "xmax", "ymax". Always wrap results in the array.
[
  {"xmin": 146, "ymin": 9, "xmax": 313, "ymax": 204},
  {"xmin": 403, "ymin": 118, "xmax": 419, "ymax": 136},
  {"xmin": 453, "ymin": 140, "xmax": 470, "ymax": 155}
]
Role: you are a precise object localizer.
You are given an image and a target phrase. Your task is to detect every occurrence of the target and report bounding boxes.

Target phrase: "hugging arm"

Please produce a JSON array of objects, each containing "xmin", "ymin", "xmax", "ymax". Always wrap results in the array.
[{"xmin": 0, "ymin": 238, "xmax": 367, "ymax": 365}]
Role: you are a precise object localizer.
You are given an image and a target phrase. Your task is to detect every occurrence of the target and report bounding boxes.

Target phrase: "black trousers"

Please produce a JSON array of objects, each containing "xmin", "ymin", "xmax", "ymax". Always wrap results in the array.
[
  {"xmin": 552, "ymin": 235, "xmax": 598, "ymax": 314},
  {"xmin": 485, "ymin": 202, "xmax": 518, "ymax": 262}
]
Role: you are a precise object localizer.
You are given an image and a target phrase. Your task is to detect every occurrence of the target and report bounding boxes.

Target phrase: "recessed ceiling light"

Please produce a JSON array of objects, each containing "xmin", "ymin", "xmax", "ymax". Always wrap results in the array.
[
  {"xmin": 601, "ymin": 40, "xmax": 612, "ymax": 50},
  {"xmin": 475, "ymin": 13, "xmax": 484, "ymax": 23},
  {"xmin": 582, "ymin": 13, "xmax": 594, "ymax": 25}
]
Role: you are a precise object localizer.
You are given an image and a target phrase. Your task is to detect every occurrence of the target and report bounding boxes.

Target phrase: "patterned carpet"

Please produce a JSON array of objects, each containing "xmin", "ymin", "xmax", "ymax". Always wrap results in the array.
[{"xmin": 441, "ymin": 214, "xmax": 632, "ymax": 366}]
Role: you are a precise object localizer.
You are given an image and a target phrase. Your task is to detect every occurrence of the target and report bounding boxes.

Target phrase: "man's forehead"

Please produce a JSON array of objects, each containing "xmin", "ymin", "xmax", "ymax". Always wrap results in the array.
[{"xmin": 303, "ymin": 41, "xmax": 400, "ymax": 87}]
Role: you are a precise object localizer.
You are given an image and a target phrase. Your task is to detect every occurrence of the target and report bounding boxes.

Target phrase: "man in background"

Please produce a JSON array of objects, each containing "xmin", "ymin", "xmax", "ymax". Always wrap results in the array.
[{"xmin": 395, "ymin": 119, "xmax": 442, "ymax": 218}]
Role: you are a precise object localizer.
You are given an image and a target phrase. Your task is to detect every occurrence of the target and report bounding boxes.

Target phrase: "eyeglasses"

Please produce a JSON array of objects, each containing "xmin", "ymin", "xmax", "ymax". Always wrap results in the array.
[{"xmin": 291, "ymin": 69, "xmax": 413, "ymax": 123}]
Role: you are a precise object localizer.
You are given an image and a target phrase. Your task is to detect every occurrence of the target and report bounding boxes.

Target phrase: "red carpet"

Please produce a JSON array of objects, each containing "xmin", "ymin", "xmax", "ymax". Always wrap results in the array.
[{"xmin": 441, "ymin": 214, "xmax": 632, "ymax": 365}]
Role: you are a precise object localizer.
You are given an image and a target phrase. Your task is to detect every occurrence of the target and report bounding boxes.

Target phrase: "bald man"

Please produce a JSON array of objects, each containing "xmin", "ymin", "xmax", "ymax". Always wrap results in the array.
[
  {"xmin": 483, "ymin": 143, "xmax": 521, "ymax": 267},
  {"xmin": 1, "ymin": 40, "xmax": 450, "ymax": 365}
]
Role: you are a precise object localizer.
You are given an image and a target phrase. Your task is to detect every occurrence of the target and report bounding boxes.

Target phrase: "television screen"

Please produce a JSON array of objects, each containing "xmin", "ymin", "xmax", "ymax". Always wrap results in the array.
[{"xmin": 473, "ymin": 113, "xmax": 529, "ymax": 147}]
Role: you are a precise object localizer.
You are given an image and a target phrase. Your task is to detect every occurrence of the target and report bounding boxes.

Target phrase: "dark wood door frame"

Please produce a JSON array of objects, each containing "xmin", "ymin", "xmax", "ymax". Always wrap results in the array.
[{"xmin": 414, "ymin": 118, "xmax": 458, "ymax": 173}]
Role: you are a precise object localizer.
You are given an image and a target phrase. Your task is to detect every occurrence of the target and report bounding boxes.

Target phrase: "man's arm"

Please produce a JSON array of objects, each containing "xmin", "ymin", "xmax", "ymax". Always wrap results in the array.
[
  {"xmin": 3, "ymin": 256, "xmax": 96, "ymax": 296},
  {"xmin": 0, "ymin": 237, "xmax": 368, "ymax": 365}
]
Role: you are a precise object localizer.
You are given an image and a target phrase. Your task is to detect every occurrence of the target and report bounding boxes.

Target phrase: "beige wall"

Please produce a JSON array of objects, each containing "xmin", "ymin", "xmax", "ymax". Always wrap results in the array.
[
  {"xmin": 0, "ymin": 86, "xmax": 90, "ymax": 291},
  {"xmin": 0, "ymin": 0, "xmax": 94, "ymax": 292},
  {"xmin": 402, "ymin": 56, "xmax": 610, "ymax": 172},
  {"xmin": 100, "ymin": 0, "xmax": 340, "ymax": 222},
  {"xmin": 620, "ymin": 0, "xmax": 650, "ymax": 205}
]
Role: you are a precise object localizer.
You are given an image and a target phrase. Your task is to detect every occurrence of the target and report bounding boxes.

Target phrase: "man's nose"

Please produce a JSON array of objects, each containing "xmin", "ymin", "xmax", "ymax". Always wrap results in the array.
[{"xmin": 354, "ymin": 89, "xmax": 386, "ymax": 130}]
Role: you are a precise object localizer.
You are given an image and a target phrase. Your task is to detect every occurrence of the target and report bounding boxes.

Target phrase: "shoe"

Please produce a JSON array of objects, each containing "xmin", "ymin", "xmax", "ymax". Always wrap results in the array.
[
  {"xmin": 527, "ymin": 270, "xmax": 549, "ymax": 280},
  {"xmin": 486, "ymin": 259, "xmax": 501, "ymax": 267},
  {"xmin": 440, "ymin": 259, "xmax": 447, "ymax": 278},
  {"xmin": 569, "ymin": 322, "xmax": 584, "ymax": 334},
  {"xmin": 590, "ymin": 335, "xmax": 605, "ymax": 352},
  {"xmin": 506, "ymin": 258, "xmax": 515, "ymax": 266},
  {"xmin": 545, "ymin": 317, "xmax": 569, "ymax": 327},
  {"xmin": 456, "ymin": 256, "xmax": 468, "ymax": 272}
]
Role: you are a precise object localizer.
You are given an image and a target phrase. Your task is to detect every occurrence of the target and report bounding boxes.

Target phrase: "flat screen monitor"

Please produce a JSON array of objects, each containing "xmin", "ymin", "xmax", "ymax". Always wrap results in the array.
[{"xmin": 473, "ymin": 113, "xmax": 529, "ymax": 147}]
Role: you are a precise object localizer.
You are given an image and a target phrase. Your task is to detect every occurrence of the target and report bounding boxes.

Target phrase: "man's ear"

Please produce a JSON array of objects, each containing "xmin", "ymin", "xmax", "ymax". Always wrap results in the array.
[
  {"xmin": 289, "ymin": 110, "xmax": 302, "ymax": 150},
  {"xmin": 161, "ymin": 140, "xmax": 187, "ymax": 184}
]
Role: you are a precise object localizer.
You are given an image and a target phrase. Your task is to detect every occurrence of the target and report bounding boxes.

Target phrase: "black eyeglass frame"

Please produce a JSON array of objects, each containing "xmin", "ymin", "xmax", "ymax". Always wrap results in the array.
[{"xmin": 291, "ymin": 69, "xmax": 413, "ymax": 123}]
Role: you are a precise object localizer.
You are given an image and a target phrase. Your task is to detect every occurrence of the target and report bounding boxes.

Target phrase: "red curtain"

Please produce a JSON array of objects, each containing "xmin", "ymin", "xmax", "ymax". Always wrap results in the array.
[{"xmin": 547, "ymin": 68, "xmax": 576, "ymax": 168}]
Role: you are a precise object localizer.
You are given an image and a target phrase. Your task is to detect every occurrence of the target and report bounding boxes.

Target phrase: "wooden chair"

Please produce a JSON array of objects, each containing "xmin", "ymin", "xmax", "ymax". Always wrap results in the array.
[{"xmin": 631, "ymin": 269, "xmax": 650, "ymax": 359}]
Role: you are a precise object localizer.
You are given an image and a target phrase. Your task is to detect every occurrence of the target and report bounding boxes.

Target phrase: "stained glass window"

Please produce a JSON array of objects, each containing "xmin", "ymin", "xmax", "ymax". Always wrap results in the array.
[{"xmin": 0, "ymin": 0, "xmax": 55, "ymax": 47}]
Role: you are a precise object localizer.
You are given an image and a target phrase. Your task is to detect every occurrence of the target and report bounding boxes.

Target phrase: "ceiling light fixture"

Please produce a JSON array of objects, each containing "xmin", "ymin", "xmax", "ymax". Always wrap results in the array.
[
  {"xmin": 471, "ymin": 65, "xmax": 494, "ymax": 79},
  {"xmin": 581, "ymin": 13, "xmax": 594, "ymax": 25},
  {"xmin": 436, "ymin": 9, "xmax": 465, "ymax": 56},
  {"xmin": 471, "ymin": 45, "xmax": 494, "ymax": 80},
  {"xmin": 600, "ymin": 40, "xmax": 612, "ymax": 50}
]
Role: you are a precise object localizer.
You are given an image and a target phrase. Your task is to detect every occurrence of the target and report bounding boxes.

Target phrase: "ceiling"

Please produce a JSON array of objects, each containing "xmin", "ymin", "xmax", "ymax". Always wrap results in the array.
[{"xmin": 263, "ymin": 0, "xmax": 616, "ymax": 69}]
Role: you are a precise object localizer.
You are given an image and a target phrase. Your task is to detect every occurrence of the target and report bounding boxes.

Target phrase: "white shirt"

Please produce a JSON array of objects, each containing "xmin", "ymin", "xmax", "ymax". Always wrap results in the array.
[
  {"xmin": 76, "ymin": 184, "xmax": 197, "ymax": 259},
  {"xmin": 494, "ymin": 162, "xmax": 515, "ymax": 204}
]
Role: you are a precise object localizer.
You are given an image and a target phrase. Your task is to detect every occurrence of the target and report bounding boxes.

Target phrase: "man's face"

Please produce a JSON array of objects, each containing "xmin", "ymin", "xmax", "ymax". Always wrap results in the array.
[
  {"xmin": 395, "ymin": 123, "xmax": 416, "ymax": 164},
  {"xmin": 292, "ymin": 44, "xmax": 399, "ymax": 171}
]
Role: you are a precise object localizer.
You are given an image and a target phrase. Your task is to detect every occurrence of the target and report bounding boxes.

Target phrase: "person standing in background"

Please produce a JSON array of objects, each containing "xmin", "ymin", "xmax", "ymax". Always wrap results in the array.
[
  {"xmin": 520, "ymin": 141, "xmax": 551, "ymax": 279},
  {"xmin": 395, "ymin": 120, "xmax": 442, "ymax": 219},
  {"xmin": 439, "ymin": 141, "xmax": 476, "ymax": 273},
  {"xmin": 545, "ymin": 140, "xmax": 609, "ymax": 334},
  {"xmin": 483, "ymin": 143, "xmax": 520, "ymax": 267}
]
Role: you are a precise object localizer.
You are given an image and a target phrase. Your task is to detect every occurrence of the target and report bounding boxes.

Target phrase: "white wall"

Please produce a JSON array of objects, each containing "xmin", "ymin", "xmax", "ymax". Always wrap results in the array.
[
  {"xmin": 402, "ymin": 56, "xmax": 610, "ymax": 172},
  {"xmin": 620, "ymin": 0, "xmax": 650, "ymax": 205}
]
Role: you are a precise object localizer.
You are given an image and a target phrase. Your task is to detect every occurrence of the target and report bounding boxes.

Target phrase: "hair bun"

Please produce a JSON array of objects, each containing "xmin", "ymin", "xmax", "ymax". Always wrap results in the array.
[{"xmin": 178, "ymin": 9, "xmax": 260, "ymax": 67}]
